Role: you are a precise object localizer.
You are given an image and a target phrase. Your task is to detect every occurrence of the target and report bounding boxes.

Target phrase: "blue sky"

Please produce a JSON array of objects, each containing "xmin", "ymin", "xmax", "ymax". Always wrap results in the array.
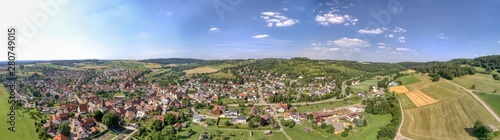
[{"xmin": 1, "ymin": 0, "xmax": 500, "ymax": 62}]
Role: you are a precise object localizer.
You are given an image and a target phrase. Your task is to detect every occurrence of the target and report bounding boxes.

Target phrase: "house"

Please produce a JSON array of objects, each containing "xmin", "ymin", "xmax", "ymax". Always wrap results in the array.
[
  {"xmin": 53, "ymin": 134, "xmax": 69, "ymax": 140},
  {"xmin": 263, "ymin": 106, "xmax": 272, "ymax": 112},
  {"xmin": 213, "ymin": 106, "xmax": 226, "ymax": 116},
  {"xmin": 283, "ymin": 112, "xmax": 291, "ymax": 120},
  {"xmin": 276, "ymin": 103, "xmax": 288, "ymax": 112},
  {"xmin": 81, "ymin": 118, "xmax": 95, "ymax": 129},
  {"xmin": 389, "ymin": 81, "xmax": 399, "ymax": 87},
  {"xmin": 332, "ymin": 122, "xmax": 345, "ymax": 134},
  {"xmin": 264, "ymin": 130, "xmax": 272, "ymax": 135},
  {"xmin": 192, "ymin": 115, "xmax": 204, "ymax": 122},
  {"xmin": 232, "ymin": 116, "xmax": 247, "ymax": 123},
  {"xmin": 250, "ymin": 106, "xmax": 260, "ymax": 115},
  {"xmin": 78, "ymin": 104, "xmax": 89, "ymax": 114},
  {"xmin": 226, "ymin": 109, "xmax": 239, "ymax": 116}
]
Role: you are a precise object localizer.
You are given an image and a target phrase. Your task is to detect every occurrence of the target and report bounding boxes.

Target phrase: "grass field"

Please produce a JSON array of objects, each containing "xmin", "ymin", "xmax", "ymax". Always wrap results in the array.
[
  {"xmin": 0, "ymin": 84, "xmax": 38, "ymax": 140},
  {"xmin": 350, "ymin": 79, "xmax": 378, "ymax": 92},
  {"xmin": 283, "ymin": 113, "xmax": 392, "ymax": 140},
  {"xmin": 452, "ymin": 73, "xmax": 500, "ymax": 93},
  {"xmin": 114, "ymin": 92, "xmax": 125, "ymax": 97},
  {"xmin": 399, "ymin": 74, "xmax": 500, "ymax": 139},
  {"xmin": 181, "ymin": 124, "xmax": 287, "ymax": 140},
  {"xmin": 474, "ymin": 91, "xmax": 500, "ymax": 116},
  {"xmin": 209, "ymin": 70, "xmax": 236, "ymax": 79},
  {"xmin": 400, "ymin": 69, "xmax": 417, "ymax": 74},
  {"xmin": 295, "ymin": 101, "xmax": 352, "ymax": 113},
  {"xmin": 184, "ymin": 67, "xmax": 218, "ymax": 75},
  {"xmin": 396, "ymin": 75, "xmax": 421, "ymax": 85},
  {"xmin": 405, "ymin": 74, "xmax": 464, "ymax": 100},
  {"xmin": 401, "ymin": 93, "xmax": 500, "ymax": 140},
  {"xmin": 398, "ymin": 93, "xmax": 416, "ymax": 109}
]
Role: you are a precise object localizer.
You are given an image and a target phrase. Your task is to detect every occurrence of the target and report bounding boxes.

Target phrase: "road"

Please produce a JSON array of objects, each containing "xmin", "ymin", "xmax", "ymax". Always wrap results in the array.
[
  {"xmin": 74, "ymin": 71, "xmax": 85, "ymax": 104},
  {"xmin": 443, "ymin": 79, "xmax": 500, "ymax": 123},
  {"xmin": 394, "ymin": 98, "xmax": 413, "ymax": 140}
]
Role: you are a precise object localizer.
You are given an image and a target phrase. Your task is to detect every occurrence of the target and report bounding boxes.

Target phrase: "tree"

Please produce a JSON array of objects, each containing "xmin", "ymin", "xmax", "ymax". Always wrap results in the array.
[
  {"xmin": 58, "ymin": 122, "xmax": 70, "ymax": 137},
  {"xmin": 260, "ymin": 118, "xmax": 268, "ymax": 126},
  {"xmin": 102, "ymin": 112, "xmax": 120, "ymax": 128},
  {"xmin": 248, "ymin": 120, "xmax": 256, "ymax": 128},
  {"xmin": 341, "ymin": 130, "xmax": 349, "ymax": 137},
  {"xmin": 363, "ymin": 119, "xmax": 368, "ymax": 126},
  {"xmin": 151, "ymin": 120, "xmax": 164, "ymax": 131},
  {"xmin": 493, "ymin": 89, "xmax": 497, "ymax": 93},
  {"xmin": 471, "ymin": 84, "xmax": 476, "ymax": 89},
  {"xmin": 473, "ymin": 120, "xmax": 495, "ymax": 140},
  {"xmin": 93, "ymin": 110, "xmax": 104, "ymax": 122},
  {"xmin": 223, "ymin": 120, "xmax": 232, "ymax": 126},
  {"xmin": 164, "ymin": 113, "xmax": 177, "ymax": 125},
  {"xmin": 161, "ymin": 125, "xmax": 177, "ymax": 140}
]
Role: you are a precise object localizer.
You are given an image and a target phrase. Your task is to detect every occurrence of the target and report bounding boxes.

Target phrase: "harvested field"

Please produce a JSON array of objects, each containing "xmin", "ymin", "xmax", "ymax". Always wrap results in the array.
[
  {"xmin": 405, "ymin": 90, "xmax": 437, "ymax": 107},
  {"xmin": 184, "ymin": 67, "xmax": 218, "ymax": 75},
  {"xmin": 401, "ymin": 93, "xmax": 500, "ymax": 140},
  {"xmin": 389, "ymin": 86, "xmax": 410, "ymax": 93},
  {"xmin": 145, "ymin": 63, "xmax": 162, "ymax": 69}
]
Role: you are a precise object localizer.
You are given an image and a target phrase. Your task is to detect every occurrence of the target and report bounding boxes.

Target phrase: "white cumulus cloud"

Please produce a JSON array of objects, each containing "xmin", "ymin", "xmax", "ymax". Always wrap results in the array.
[
  {"xmin": 396, "ymin": 48, "xmax": 410, "ymax": 51},
  {"xmin": 329, "ymin": 37, "xmax": 371, "ymax": 48},
  {"xmin": 438, "ymin": 33, "xmax": 449, "ymax": 39},
  {"xmin": 358, "ymin": 28, "xmax": 386, "ymax": 34},
  {"xmin": 260, "ymin": 12, "xmax": 299, "ymax": 27},
  {"xmin": 252, "ymin": 34, "xmax": 269, "ymax": 39},
  {"xmin": 378, "ymin": 46, "xmax": 387, "ymax": 49},
  {"xmin": 315, "ymin": 12, "xmax": 358, "ymax": 26},
  {"xmin": 393, "ymin": 27, "xmax": 406, "ymax": 33},
  {"xmin": 398, "ymin": 36, "xmax": 406, "ymax": 43},
  {"xmin": 209, "ymin": 27, "xmax": 219, "ymax": 31}
]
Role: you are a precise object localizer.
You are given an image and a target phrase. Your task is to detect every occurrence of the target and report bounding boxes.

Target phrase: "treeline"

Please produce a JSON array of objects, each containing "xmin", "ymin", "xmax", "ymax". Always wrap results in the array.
[
  {"xmin": 140, "ymin": 58, "xmax": 205, "ymax": 64},
  {"xmin": 411, "ymin": 62, "xmax": 476, "ymax": 80},
  {"xmin": 364, "ymin": 94, "xmax": 401, "ymax": 139}
]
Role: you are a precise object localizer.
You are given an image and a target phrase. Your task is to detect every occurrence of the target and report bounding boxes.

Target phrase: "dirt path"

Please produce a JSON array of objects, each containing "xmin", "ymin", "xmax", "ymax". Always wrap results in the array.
[{"xmin": 395, "ymin": 98, "xmax": 413, "ymax": 140}]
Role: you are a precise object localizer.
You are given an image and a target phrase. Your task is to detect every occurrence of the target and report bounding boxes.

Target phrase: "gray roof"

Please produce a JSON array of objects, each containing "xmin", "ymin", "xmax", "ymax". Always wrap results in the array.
[
  {"xmin": 193, "ymin": 115, "xmax": 202, "ymax": 120},
  {"xmin": 332, "ymin": 122, "xmax": 344, "ymax": 131}
]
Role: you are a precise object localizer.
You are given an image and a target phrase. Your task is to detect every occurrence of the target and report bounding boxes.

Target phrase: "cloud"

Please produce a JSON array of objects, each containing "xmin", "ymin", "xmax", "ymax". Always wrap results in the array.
[
  {"xmin": 393, "ymin": 27, "xmax": 406, "ymax": 33},
  {"xmin": 358, "ymin": 27, "xmax": 387, "ymax": 34},
  {"xmin": 396, "ymin": 48, "xmax": 410, "ymax": 51},
  {"xmin": 282, "ymin": 8, "xmax": 288, "ymax": 11},
  {"xmin": 329, "ymin": 37, "xmax": 371, "ymax": 48},
  {"xmin": 260, "ymin": 12, "xmax": 299, "ymax": 27},
  {"xmin": 438, "ymin": 33, "xmax": 449, "ymax": 39},
  {"xmin": 378, "ymin": 46, "xmax": 387, "ymax": 49},
  {"xmin": 498, "ymin": 41, "xmax": 500, "ymax": 44},
  {"xmin": 315, "ymin": 12, "xmax": 358, "ymax": 26},
  {"xmin": 311, "ymin": 46, "xmax": 342, "ymax": 52},
  {"xmin": 252, "ymin": 34, "xmax": 269, "ymax": 39},
  {"xmin": 209, "ymin": 27, "xmax": 219, "ymax": 31},
  {"xmin": 386, "ymin": 34, "xmax": 395, "ymax": 38},
  {"xmin": 398, "ymin": 36, "xmax": 406, "ymax": 43},
  {"xmin": 377, "ymin": 42, "xmax": 388, "ymax": 46}
]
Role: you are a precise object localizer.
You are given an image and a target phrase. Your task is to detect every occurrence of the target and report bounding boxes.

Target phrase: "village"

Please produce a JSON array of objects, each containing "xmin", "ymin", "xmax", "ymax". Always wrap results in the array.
[{"xmin": 13, "ymin": 64, "xmax": 386, "ymax": 140}]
